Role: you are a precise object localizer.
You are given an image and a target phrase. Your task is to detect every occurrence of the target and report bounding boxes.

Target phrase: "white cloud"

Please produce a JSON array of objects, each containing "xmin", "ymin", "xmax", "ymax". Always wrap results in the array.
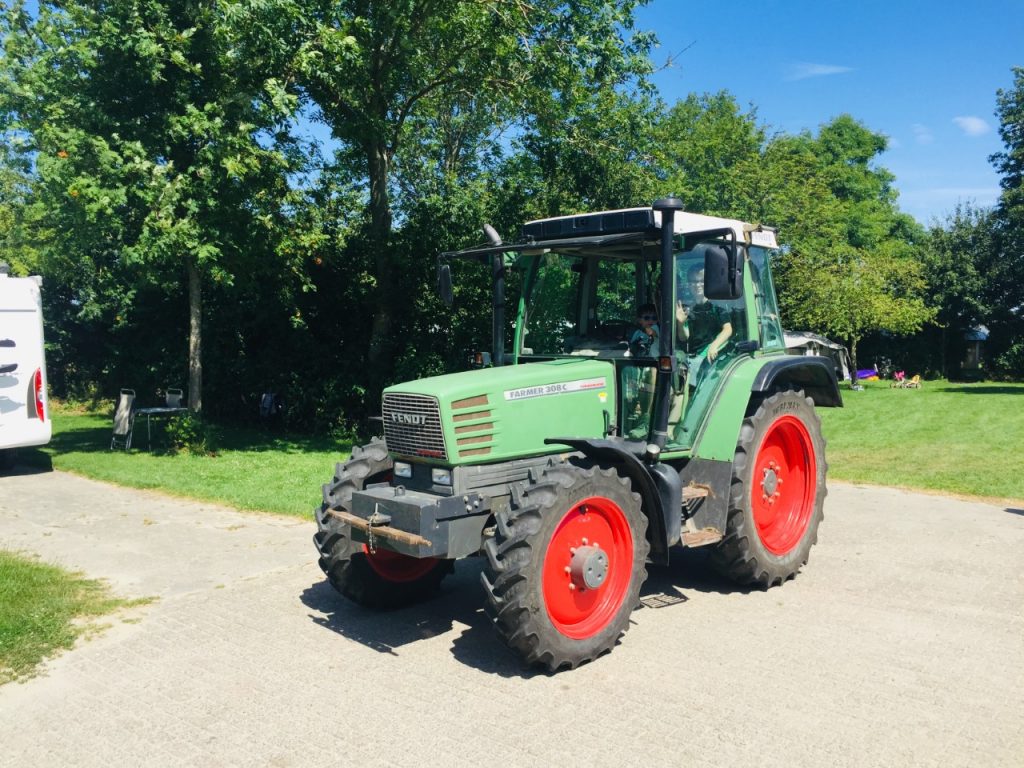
[
  {"xmin": 912, "ymin": 124, "xmax": 934, "ymax": 144},
  {"xmin": 952, "ymin": 116, "xmax": 990, "ymax": 136},
  {"xmin": 786, "ymin": 62, "xmax": 853, "ymax": 81}
]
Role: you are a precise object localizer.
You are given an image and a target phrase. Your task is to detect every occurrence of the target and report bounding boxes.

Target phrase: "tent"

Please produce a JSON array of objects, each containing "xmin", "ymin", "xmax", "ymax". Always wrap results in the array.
[{"xmin": 783, "ymin": 330, "xmax": 853, "ymax": 383}]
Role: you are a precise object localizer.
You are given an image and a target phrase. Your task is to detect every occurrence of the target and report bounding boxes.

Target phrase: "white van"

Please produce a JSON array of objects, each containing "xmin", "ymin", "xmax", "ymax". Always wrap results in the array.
[{"xmin": 0, "ymin": 265, "xmax": 51, "ymax": 468}]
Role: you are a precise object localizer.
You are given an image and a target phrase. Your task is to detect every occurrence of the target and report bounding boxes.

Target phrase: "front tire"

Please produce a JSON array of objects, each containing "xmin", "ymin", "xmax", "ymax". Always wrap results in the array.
[
  {"xmin": 314, "ymin": 438, "xmax": 450, "ymax": 609},
  {"xmin": 482, "ymin": 461, "xmax": 649, "ymax": 672},
  {"xmin": 711, "ymin": 390, "xmax": 827, "ymax": 588}
]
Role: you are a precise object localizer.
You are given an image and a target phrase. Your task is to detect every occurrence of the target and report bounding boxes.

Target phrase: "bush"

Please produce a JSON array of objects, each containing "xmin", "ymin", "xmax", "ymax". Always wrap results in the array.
[
  {"xmin": 993, "ymin": 340, "xmax": 1024, "ymax": 379},
  {"xmin": 164, "ymin": 412, "xmax": 214, "ymax": 455}
]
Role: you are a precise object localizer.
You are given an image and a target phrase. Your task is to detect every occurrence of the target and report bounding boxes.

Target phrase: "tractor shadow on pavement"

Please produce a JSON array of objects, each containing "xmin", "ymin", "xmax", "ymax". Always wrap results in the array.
[
  {"xmin": 301, "ymin": 578, "xmax": 465, "ymax": 654},
  {"xmin": 302, "ymin": 548, "xmax": 754, "ymax": 678},
  {"xmin": 300, "ymin": 559, "xmax": 543, "ymax": 678},
  {"xmin": 642, "ymin": 547, "xmax": 756, "ymax": 602}
]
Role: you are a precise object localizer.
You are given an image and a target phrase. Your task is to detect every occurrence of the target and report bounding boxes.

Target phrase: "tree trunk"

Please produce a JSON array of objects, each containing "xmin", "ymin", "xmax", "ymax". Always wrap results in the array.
[
  {"xmin": 187, "ymin": 255, "xmax": 203, "ymax": 412},
  {"xmin": 366, "ymin": 141, "xmax": 394, "ymax": 373},
  {"xmin": 941, "ymin": 325, "xmax": 948, "ymax": 378},
  {"xmin": 849, "ymin": 336, "xmax": 859, "ymax": 380}
]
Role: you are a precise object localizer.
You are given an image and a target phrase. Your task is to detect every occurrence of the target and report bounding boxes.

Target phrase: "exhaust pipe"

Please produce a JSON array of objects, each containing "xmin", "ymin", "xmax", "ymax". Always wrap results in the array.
[{"xmin": 649, "ymin": 197, "xmax": 684, "ymax": 449}]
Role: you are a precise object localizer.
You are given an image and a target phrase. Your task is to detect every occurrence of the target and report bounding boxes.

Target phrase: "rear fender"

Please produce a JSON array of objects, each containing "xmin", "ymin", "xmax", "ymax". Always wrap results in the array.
[
  {"xmin": 751, "ymin": 356, "xmax": 843, "ymax": 408},
  {"xmin": 691, "ymin": 355, "xmax": 841, "ymax": 462},
  {"xmin": 546, "ymin": 438, "xmax": 677, "ymax": 565}
]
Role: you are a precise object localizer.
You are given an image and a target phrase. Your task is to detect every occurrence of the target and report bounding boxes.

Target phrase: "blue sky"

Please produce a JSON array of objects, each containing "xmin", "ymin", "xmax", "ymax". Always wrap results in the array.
[
  {"xmin": 634, "ymin": 0, "xmax": 1023, "ymax": 225},
  {"xmin": 15, "ymin": 0, "xmax": 1019, "ymax": 225}
]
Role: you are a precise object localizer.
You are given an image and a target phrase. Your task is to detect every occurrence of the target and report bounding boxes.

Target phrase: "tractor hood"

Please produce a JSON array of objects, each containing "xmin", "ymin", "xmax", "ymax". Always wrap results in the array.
[{"xmin": 381, "ymin": 358, "xmax": 616, "ymax": 466}]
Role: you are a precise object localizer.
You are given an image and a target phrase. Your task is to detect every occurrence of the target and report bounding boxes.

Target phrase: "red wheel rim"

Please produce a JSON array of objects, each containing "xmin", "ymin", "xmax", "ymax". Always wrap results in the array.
[
  {"xmin": 362, "ymin": 547, "xmax": 439, "ymax": 583},
  {"xmin": 542, "ymin": 496, "xmax": 634, "ymax": 639},
  {"xmin": 752, "ymin": 414, "xmax": 817, "ymax": 555}
]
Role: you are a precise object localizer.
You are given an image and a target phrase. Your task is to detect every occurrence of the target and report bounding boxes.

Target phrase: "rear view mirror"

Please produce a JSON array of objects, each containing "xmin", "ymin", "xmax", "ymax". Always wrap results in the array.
[
  {"xmin": 703, "ymin": 244, "xmax": 743, "ymax": 300},
  {"xmin": 437, "ymin": 263, "xmax": 454, "ymax": 307}
]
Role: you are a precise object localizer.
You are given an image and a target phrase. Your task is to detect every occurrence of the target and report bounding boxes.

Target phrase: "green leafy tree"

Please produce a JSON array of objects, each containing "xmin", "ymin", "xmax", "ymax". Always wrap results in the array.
[
  {"xmin": 763, "ymin": 117, "xmax": 933, "ymax": 371},
  {"xmin": 0, "ymin": 141, "xmax": 41, "ymax": 275},
  {"xmin": 1, "ymin": 0, "xmax": 304, "ymax": 409},
  {"xmin": 783, "ymin": 242, "xmax": 932, "ymax": 373},
  {"xmin": 655, "ymin": 91, "xmax": 764, "ymax": 216},
  {"xmin": 230, "ymin": 0, "xmax": 655, "ymax": 379},
  {"xmin": 921, "ymin": 204, "xmax": 995, "ymax": 375},
  {"xmin": 991, "ymin": 67, "xmax": 1024, "ymax": 226},
  {"xmin": 988, "ymin": 66, "xmax": 1024, "ymax": 375},
  {"xmin": 495, "ymin": 87, "xmax": 661, "ymax": 224}
]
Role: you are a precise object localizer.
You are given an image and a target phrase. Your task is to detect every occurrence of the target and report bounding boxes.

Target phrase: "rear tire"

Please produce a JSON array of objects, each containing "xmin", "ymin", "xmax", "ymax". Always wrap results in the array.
[
  {"xmin": 314, "ymin": 438, "xmax": 451, "ymax": 609},
  {"xmin": 482, "ymin": 461, "xmax": 649, "ymax": 672},
  {"xmin": 0, "ymin": 448, "xmax": 16, "ymax": 472},
  {"xmin": 710, "ymin": 390, "xmax": 827, "ymax": 588}
]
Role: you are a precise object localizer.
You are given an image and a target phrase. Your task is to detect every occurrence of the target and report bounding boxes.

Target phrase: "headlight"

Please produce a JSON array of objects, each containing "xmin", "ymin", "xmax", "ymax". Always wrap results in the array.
[
  {"xmin": 393, "ymin": 461, "xmax": 412, "ymax": 478},
  {"xmin": 431, "ymin": 468, "xmax": 453, "ymax": 486}
]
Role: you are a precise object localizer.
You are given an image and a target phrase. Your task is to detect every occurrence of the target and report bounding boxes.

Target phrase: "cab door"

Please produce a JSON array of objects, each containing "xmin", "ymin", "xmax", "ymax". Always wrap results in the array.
[{"xmin": 666, "ymin": 244, "xmax": 753, "ymax": 450}]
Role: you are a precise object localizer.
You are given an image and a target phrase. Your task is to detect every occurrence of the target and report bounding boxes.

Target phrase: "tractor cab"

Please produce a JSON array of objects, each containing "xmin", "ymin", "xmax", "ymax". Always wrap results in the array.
[{"xmin": 440, "ymin": 204, "xmax": 787, "ymax": 455}]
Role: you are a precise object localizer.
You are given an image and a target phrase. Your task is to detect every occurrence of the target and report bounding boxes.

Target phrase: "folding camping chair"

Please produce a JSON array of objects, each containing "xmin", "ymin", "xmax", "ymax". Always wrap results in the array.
[
  {"xmin": 164, "ymin": 387, "xmax": 184, "ymax": 408},
  {"xmin": 111, "ymin": 388, "xmax": 137, "ymax": 450}
]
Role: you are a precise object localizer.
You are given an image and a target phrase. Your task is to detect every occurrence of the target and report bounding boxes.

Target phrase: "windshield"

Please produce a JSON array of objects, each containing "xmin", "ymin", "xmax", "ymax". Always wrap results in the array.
[{"xmin": 518, "ymin": 251, "xmax": 661, "ymax": 357}]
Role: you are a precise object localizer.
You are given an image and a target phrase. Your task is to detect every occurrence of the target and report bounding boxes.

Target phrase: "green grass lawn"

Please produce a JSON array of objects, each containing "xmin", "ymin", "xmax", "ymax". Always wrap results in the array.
[
  {"xmin": 820, "ymin": 379, "xmax": 1024, "ymax": 502},
  {"xmin": 21, "ymin": 411, "xmax": 352, "ymax": 517},
  {"xmin": 0, "ymin": 551, "xmax": 146, "ymax": 684},
  {"xmin": 21, "ymin": 380, "xmax": 1024, "ymax": 517},
  {"xmin": 5, "ymin": 381, "xmax": 1019, "ymax": 683}
]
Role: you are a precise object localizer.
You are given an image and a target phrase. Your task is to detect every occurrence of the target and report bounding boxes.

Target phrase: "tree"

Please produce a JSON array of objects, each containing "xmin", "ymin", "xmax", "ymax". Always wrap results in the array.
[
  {"xmin": 987, "ymin": 66, "xmax": 1024, "ymax": 375},
  {"xmin": 921, "ymin": 204, "xmax": 995, "ymax": 376},
  {"xmin": 783, "ymin": 242, "xmax": 932, "ymax": 373},
  {"xmin": 0, "ymin": 141, "xmax": 39, "ymax": 275},
  {"xmin": 991, "ymin": 67, "xmax": 1024, "ymax": 219},
  {"xmin": 230, "ymin": 0, "xmax": 655, "ymax": 379},
  {"xmin": 655, "ymin": 91, "xmax": 764, "ymax": 216},
  {"xmin": 495, "ymin": 87, "xmax": 662, "ymax": 224},
  {"xmin": 764, "ymin": 116, "xmax": 934, "ymax": 371},
  {"xmin": 1, "ymin": 0, "xmax": 304, "ymax": 409}
]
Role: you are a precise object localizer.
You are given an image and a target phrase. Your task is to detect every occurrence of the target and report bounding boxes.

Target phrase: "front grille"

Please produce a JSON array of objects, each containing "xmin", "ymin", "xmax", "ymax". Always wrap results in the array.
[{"xmin": 382, "ymin": 393, "xmax": 448, "ymax": 460}]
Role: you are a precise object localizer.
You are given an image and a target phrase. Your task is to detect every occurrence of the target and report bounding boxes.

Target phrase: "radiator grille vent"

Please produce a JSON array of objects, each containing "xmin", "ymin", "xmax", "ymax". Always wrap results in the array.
[{"xmin": 382, "ymin": 393, "xmax": 447, "ymax": 460}]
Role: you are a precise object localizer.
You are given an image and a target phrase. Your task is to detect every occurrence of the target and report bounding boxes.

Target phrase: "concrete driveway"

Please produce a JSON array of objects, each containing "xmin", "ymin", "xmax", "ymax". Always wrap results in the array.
[{"xmin": 1, "ymin": 468, "xmax": 1022, "ymax": 767}]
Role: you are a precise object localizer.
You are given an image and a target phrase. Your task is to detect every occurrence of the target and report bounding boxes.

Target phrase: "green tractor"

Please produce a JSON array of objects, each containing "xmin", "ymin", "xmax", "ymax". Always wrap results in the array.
[{"xmin": 314, "ymin": 198, "xmax": 840, "ymax": 671}]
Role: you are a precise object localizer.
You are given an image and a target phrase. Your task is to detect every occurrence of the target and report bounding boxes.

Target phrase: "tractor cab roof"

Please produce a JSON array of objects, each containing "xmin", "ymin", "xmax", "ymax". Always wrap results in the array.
[{"xmin": 442, "ymin": 207, "xmax": 777, "ymax": 262}]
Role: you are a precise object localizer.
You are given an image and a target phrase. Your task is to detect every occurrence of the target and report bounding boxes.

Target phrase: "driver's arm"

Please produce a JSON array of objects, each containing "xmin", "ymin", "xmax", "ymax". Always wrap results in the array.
[
  {"xmin": 708, "ymin": 321, "xmax": 733, "ymax": 361},
  {"xmin": 674, "ymin": 300, "xmax": 689, "ymax": 342}
]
